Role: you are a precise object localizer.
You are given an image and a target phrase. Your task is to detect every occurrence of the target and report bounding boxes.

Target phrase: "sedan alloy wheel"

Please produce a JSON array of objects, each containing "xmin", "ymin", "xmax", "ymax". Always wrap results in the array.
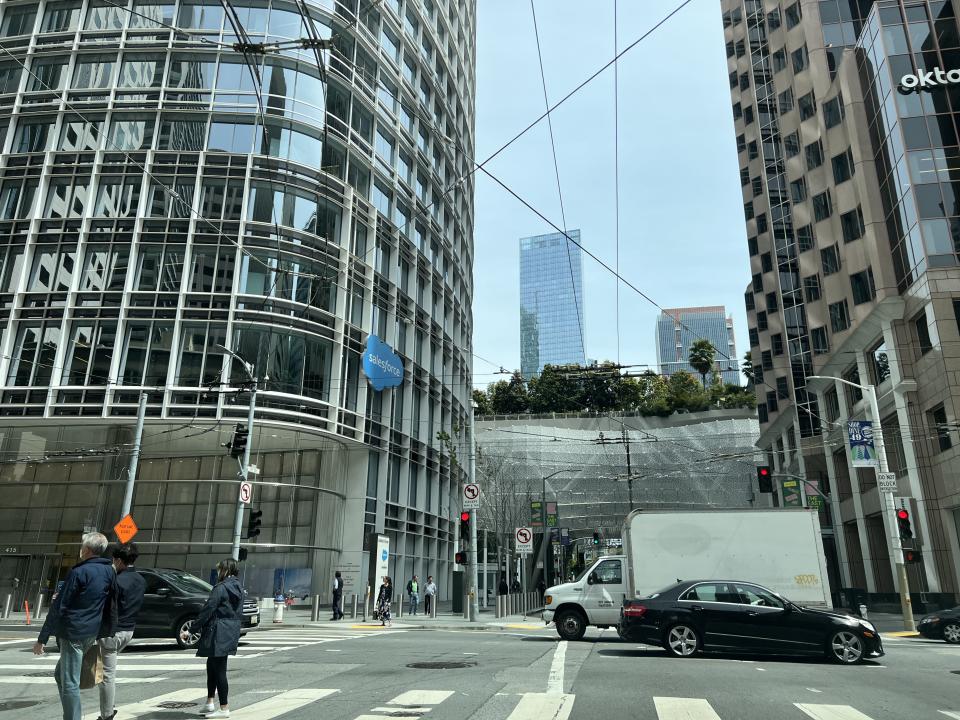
[
  {"xmin": 176, "ymin": 617, "xmax": 201, "ymax": 649},
  {"xmin": 829, "ymin": 630, "xmax": 863, "ymax": 664},
  {"xmin": 665, "ymin": 624, "xmax": 699, "ymax": 658},
  {"xmin": 943, "ymin": 622, "xmax": 960, "ymax": 644}
]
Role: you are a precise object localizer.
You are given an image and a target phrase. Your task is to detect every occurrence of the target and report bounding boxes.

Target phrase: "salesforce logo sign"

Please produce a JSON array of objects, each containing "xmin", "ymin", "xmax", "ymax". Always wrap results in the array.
[
  {"xmin": 900, "ymin": 66, "xmax": 960, "ymax": 92},
  {"xmin": 362, "ymin": 334, "xmax": 404, "ymax": 391}
]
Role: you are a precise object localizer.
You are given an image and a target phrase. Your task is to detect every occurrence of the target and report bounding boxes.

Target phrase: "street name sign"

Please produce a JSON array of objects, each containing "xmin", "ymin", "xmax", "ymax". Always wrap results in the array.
[
  {"xmin": 515, "ymin": 527, "xmax": 533, "ymax": 554},
  {"xmin": 877, "ymin": 472, "xmax": 897, "ymax": 493},
  {"xmin": 114, "ymin": 514, "xmax": 138, "ymax": 544},
  {"xmin": 463, "ymin": 483, "xmax": 480, "ymax": 510}
]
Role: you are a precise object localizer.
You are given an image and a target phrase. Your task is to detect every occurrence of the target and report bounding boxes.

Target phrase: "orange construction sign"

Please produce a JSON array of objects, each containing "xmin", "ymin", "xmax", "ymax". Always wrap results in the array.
[{"xmin": 114, "ymin": 514, "xmax": 138, "ymax": 544}]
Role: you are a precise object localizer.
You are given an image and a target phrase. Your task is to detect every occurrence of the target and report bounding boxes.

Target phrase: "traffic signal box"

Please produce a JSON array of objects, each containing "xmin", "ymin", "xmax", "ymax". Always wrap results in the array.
[
  {"xmin": 246, "ymin": 509, "xmax": 262, "ymax": 539},
  {"xmin": 897, "ymin": 508, "xmax": 913, "ymax": 541},
  {"xmin": 757, "ymin": 466, "xmax": 773, "ymax": 493}
]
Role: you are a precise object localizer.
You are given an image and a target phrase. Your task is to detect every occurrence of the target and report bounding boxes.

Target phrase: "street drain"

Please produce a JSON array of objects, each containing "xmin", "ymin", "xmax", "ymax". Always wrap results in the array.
[
  {"xmin": 158, "ymin": 701, "xmax": 198, "ymax": 709},
  {"xmin": 407, "ymin": 661, "xmax": 477, "ymax": 670},
  {"xmin": 0, "ymin": 701, "xmax": 40, "ymax": 712}
]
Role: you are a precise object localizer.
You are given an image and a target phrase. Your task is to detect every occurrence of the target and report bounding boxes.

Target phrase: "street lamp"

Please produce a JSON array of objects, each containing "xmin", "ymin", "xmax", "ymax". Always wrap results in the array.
[
  {"xmin": 808, "ymin": 374, "xmax": 915, "ymax": 631},
  {"xmin": 539, "ymin": 468, "xmax": 574, "ymax": 588},
  {"xmin": 216, "ymin": 344, "xmax": 258, "ymax": 563}
]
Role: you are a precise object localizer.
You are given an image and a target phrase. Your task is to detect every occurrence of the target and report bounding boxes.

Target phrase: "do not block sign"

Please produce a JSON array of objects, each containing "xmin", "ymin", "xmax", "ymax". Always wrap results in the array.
[{"xmin": 515, "ymin": 527, "xmax": 533, "ymax": 554}]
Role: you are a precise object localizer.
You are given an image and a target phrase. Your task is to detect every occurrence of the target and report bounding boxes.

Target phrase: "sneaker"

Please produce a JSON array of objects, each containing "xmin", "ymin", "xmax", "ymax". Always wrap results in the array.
[
  {"xmin": 199, "ymin": 702, "xmax": 215, "ymax": 715},
  {"xmin": 206, "ymin": 710, "xmax": 230, "ymax": 718}
]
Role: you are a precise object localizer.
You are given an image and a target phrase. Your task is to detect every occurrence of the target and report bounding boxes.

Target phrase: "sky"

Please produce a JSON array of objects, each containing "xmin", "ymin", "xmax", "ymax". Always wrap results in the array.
[{"xmin": 470, "ymin": 0, "xmax": 750, "ymax": 388}]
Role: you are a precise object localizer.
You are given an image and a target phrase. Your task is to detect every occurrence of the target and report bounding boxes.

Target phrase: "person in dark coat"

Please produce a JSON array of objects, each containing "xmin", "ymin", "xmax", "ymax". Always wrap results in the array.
[
  {"xmin": 498, "ymin": 576, "xmax": 509, "ymax": 596},
  {"xmin": 196, "ymin": 559, "xmax": 243, "ymax": 718},
  {"xmin": 376, "ymin": 576, "xmax": 393, "ymax": 627}
]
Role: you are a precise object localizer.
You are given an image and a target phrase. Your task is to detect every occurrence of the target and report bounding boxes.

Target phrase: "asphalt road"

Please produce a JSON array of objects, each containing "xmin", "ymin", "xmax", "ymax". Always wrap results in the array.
[{"xmin": 0, "ymin": 624, "xmax": 957, "ymax": 719}]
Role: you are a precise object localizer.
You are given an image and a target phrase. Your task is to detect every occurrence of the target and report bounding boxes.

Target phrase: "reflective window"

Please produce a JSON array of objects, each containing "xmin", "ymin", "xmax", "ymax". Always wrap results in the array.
[
  {"xmin": 0, "ymin": 63, "xmax": 22, "ymax": 94},
  {"xmin": 73, "ymin": 58, "xmax": 115, "ymax": 89},
  {"xmin": 95, "ymin": 179, "xmax": 142, "ymax": 218},
  {"xmin": 80, "ymin": 244, "xmax": 129, "ymax": 291},
  {"xmin": 60, "ymin": 119, "xmax": 103, "ymax": 151},
  {"xmin": 120, "ymin": 321, "xmax": 175, "ymax": 385},
  {"xmin": 84, "ymin": 1, "xmax": 125, "ymax": 31},
  {"xmin": 178, "ymin": 323, "xmax": 227, "ymax": 386},
  {"xmin": 7, "ymin": 324, "xmax": 60, "ymax": 387},
  {"xmin": 28, "ymin": 248, "xmax": 74, "ymax": 292},
  {"xmin": 44, "ymin": 179, "xmax": 90, "ymax": 218},
  {"xmin": 158, "ymin": 117, "xmax": 207, "ymax": 151},
  {"xmin": 42, "ymin": 2, "xmax": 81, "ymax": 33},
  {"xmin": 169, "ymin": 56, "xmax": 216, "ymax": 89},
  {"xmin": 29, "ymin": 60, "xmax": 68, "ymax": 92},
  {"xmin": 108, "ymin": 116, "xmax": 155, "ymax": 151},
  {"xmin": 177, "ymin": 2, "xmax": 224, "ymax": 32},
  {"xmin": 129, "ymin": 2, "xmax": 175, "ymax": 29},
  {"xmin": 208, "ymin": 121, "xmax": 255, "ymax": 153},
  {"xmin": 1, "ymin": 5, "xmax": 36, "ymax": 36},
  {"xmin": 118, "ymin": 55, "xmax": 164, "ymax": 88},
  {"xmin": 14, "ymin": 120, "xmax": 53, "ymax": 153},
  {"xmin": 63, "ymin": 322, "xmax": 116, "ymax": 386}
]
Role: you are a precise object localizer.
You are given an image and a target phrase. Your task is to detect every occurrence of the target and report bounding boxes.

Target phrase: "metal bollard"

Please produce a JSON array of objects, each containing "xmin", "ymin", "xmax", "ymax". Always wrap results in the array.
[
  {"xmin": 34, "ymin": 596, "xmax": 44, "ymax": 622},
  {"xmin": 351, "ymin": 594, "xmax": 358, "ymax": 619},
  {"xmin": 311, "ymin": 595, "xmax": 320, "ymax": 622},
  {"xmin": 2, "ymin": 594, "xmax": 10, "ymax": 619},
  {"xmin": 495, "ymin": 594, "xmax": 501, "ymax": 618},
  {"xmin": 431, "ymin": 596, "xmax": 437, "ymax": 618}
]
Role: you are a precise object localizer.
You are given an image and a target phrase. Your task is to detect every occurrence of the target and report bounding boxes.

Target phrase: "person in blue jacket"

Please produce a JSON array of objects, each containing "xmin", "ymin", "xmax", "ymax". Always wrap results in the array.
[
  {"xmin": 33, "ymin": 532, "xmax": 117, "ymax": 720},
  {"xmin": 196, "ymin": 559, "xmax": 243, "ymax": 718}
]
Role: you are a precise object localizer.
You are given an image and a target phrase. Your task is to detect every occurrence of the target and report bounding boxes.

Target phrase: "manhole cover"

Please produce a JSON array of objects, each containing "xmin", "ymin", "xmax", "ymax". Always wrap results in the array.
[
  {"xmin": 0, "ymin": 700, "xmax": 40, "ymax": 712},
  {"xmin": 157, "ymin": 701, "xmax": 198, "ymax": 709},
  {"xmin": 407, "ymin": 661, "xmax": 477, "ymax": 670}
]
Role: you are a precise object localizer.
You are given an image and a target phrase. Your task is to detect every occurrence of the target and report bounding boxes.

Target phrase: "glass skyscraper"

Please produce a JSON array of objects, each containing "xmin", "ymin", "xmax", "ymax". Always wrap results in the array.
[
  {"xmin": 519, "ymin": 230, "xmax": 585, "ymax": 378},
  {"xmin": 0, "ymin": 0, "xmax": 475, "ymax": 607},
  {"xmin": 655, "ymin": 306, "xmax": 740, "ymax": 385}
]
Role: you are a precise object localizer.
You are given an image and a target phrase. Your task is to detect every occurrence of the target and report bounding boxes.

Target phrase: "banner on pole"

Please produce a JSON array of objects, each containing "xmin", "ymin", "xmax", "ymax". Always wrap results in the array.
[{"xmin": 847, "ymin": 420, "xmax": 879, "ymax": 467}]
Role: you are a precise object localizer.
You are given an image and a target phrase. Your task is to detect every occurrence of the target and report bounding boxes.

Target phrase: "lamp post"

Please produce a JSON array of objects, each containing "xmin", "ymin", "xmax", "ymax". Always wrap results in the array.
[
  {"xmin": 216, "ymin": 344, "xmax": 258, "ymax": 563},
  {"xmin": 539, "ymin": 468, "xmax": 574, "ymax": 588},
  {"xmin": 808, "ymin": 375, "xmax": 915, "ymax": 631}
]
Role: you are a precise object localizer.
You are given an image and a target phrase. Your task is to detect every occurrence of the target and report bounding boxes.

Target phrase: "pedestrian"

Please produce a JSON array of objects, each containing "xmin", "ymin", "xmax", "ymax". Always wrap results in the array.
[
  {"xmin": 406, "ymin": 574, "xmax": 420, "ymax": 615},
  {"xmin": 33, "ymin": 532, "xmax": 117, "ymax": 720},
  {"xmin": 511, "ymin": 578, "xmax": 521, "ymax": 593},
  {"xmin": 423, "ymin": 576, "xmax": 437, "ymax": 616},
  {"xmin": 330, "ymin": 571, "xmax": 344, "ymax": 621},
  {"xmin": 376, "ymin": 576, "xmax": 393, "ymax": 627},
  {"xmin": 197, "ymin": 559, "xmax": 243, "ymax": 718},
  {"xmin": 498, "ymin": 576, "xmax": 508, "ymax": 596},
  {"xmin": 97, "ymin": 543, "xmax": 146, "ymax": 720}
]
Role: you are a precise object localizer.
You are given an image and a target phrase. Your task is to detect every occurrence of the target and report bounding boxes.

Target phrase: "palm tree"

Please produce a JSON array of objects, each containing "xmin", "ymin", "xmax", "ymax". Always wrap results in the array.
[
  {"xmin": 688, "ymin": 339, "xmax": 716, "ymax": 389},
  {"xmin": 741, "ymin": 351, "xmax": 754, "ymax": 387}
]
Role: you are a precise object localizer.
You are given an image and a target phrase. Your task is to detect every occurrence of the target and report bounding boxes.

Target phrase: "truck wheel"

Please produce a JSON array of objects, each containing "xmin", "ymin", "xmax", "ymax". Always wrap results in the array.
[
  {"xmin": 663, "ymin": 624, "xmax": 700, "ymax": 658},
  {"xmin": 555, "ymin": 609, "xmax": 586, "ymax": 641},
  {"xmin": 943, "ymin": 622, "xmax": 960, "ymax": 644},
  {"xmin": 176, "ymin": 616, "xmax": 201, "ymax": 650}
]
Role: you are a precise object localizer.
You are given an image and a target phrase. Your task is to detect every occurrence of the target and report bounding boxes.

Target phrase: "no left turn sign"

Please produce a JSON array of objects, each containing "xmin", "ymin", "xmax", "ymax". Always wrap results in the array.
[
  {"xmin": 515, "ymin": 527, "xmax": 533, "ymax": 554},
  {"xmin": 463, "ymin": 483, "xmax": 480, "ymax": 509}
]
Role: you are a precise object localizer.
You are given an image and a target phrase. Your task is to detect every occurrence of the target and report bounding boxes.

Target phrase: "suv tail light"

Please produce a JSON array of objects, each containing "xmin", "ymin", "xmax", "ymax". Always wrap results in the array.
[{"xmin": 622, "ymin": 604, "xmax": 647, "ymax": 618}]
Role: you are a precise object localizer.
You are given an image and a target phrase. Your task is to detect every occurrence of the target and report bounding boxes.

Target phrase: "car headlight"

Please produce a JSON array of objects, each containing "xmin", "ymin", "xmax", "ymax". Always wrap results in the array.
[
  {"xmin": 544, "ymin": 595, "xmax": 553, "ymax": 606},
  {"xmin": 922, "ymin": 616, "xmax": 939, "ymax": 623},
  {"xmin": 859, "ymin": 620, "xmax": 877, "ymax": 633}
]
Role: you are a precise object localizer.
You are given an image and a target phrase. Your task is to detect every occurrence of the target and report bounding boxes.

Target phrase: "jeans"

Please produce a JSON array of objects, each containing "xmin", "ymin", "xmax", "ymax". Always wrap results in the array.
[
  {"xmin": 331, "ymin": 592, "xmax": 343, "ymax": 620},
  {"xmin": 408, "ymin": 594, "xmax": 419, "ymax": 615},
  {"xmin": 424, "ymin": 594, "xmax": 433, "ymax": 615},
  {"xmin": 55, "ymin": 636, "xmax": 95, "ymax": 720},
  {"xmin": 98, "ymin": 629, "xmax": 134, "ymax": 718}
]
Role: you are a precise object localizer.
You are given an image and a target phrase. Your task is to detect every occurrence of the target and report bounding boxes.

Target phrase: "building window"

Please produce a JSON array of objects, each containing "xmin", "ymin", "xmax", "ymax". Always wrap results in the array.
[
  {"xmin": 761, "ymin": 252, "xmax": 773, "ymax": 272},
  {"xmin": 757, "ymin": 310, "xmax": 768, "ymax": 331},
  {"xmin": 869, "ymin": 340, "xmax": 890, "ymax": 385},
  {"xmin": 832, "ymin": 148, "xmax": 854, "ymax": 183},
  {"xmin": 768, "ymin": 8, "xmax": 782, "ymax": 29},
  {"xmin": 812, "ymin": 326, "xmax": 830, "ymax": 354},
  {"xmin": 792, "ymin": 45, "xmax": 809, "ymax": 73},
  {"xmin": 850, "ymin": 267, "xmax": 876, "ymax": 305},
  {"xmin": 766, "ymin": 291, "xmax": 778, "ymax": 312},
  {"xmin": 797, "ymin": 224, "xmax": 814, "ymax": 251},
  {"xmin": 745, "ymin": 201, "xmax": 754, "ymax": 220},
  {"xmin": 756, "ymin": 213, "xmax": 768, "ymax": 233},
  {"xmin": 773, "ymin": 48, "xmax": 787, "ymax": 73},
  {"xmin": 745, "ymin": 291, "xmax": 755, "ymax": 311},
  {"xmin": 758, "ymin": 403, "xmax": 769, "ymax": 423},
  {"xmin": 776, "ymin": 376, "xmax": 790, "ymax": 400},
  {"xmin": 779, "ymin": 88, "xmax": 794, "ymax": 113},
  {"xmin": 740, "ymin": 167, "xmax": 750, "ymax": 186},
  {"xmin": 785, "ymin": 2, "xmax": 802, "ymax": 28},
  {"xmin": 805, "ymin": 139, "xmax": 824, "ymax": 169},
  {"xmin": 726, "ymin": 41, "xmax": 735, "ymax": 58},
  {"xmin": 754, "ymin": 364, "xmax": 764, "ymax": 385},
  {"xmin": 821, "ymin": 245, "xmax": 841, "ymax": 275},
  {"xmin": 784, "ymin": 131, "xmax": 800, "ymax": 157},
  {"xmin": 748, "ymin": 141, "xmax": 758, "ymax": 160},
  {"xmin": 843, "ymin": 366, "xmax": 863, "ymax": 406},
  {"xmin": 748, "ymin": 236, "xmax": 759, "ymax": 256},
  {"xmin": 740, "ymin": 72, "xmax": 750, "ymax": 91},
  {"xmin": 790, "ymin": 177, "xmax": 808, "ymax": 202},
  {"xmin": 749, "ymin": 327, "xmax": 760, "ymax": 347},
  {"xmin": 744, "ymin": 106, "xmax": 754, "ymax": 125},
  {"xmin": 823, "ymin": 95, "xmax": 845, "ymax": 128},
  {"xmin": 813, "ymin": 190, "xmax": 832, "ymax": 221},
  {"xmin": 772, "ymin": 333, "xmax": 784, "ymax": 356},
  {"xmin": 737, "ymin": 133, "xmax": 746, "ymax": 153},
  {"xmin": 798, "ymin": 91, "xmax": 817, "ymax": 120},
  {"xmin": 804, "ymin": 274, "xmax": 821, "ymax": 302},
  {"xmin": 929, "ymin": 404, "xmax": 953, "ymax": 452},
  {"xmin": 753, "ymin": 272, "xmax": 763, "ymax": 292},
  {"xmin": 829, "ymin": 299, "xmax": 850, "ymax": 333},
  {"xmin": 954, "ymin": 299, "xmax": 960, "ymax": 335},
  {"xmin": 915, "ymin": 311, "xmax": 932, "ymax": 355},
  {"xmin": 841, "ymin": 206, "xmax": 864, "ymax": 242},
  {"xmin": 767, "ymin": 391, "xmax": 779, "ymax": 413},
  {"xmin": 752, "ymin": 177, "xmax": 764, "ymax": 196},
  {"xmin": 762, "ymin": 350, "xmax": 773, "ymax": 370}
]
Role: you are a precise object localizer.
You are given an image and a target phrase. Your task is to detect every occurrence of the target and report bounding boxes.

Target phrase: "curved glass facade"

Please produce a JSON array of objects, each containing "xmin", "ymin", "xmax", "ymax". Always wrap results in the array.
[{"xmin": 0, "ymin": 0, "xmax": 475, "ymax": 602}]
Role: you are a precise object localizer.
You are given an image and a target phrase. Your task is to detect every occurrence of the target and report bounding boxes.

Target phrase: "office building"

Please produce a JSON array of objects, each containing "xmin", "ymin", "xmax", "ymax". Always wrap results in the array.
[
  {"xmin": 0, "ymin": 0, "xmax": 476, "ymax": 606},
  {"xmin": 655, "ymin": 306, "xmax": 740, "ymax": 385},
  {"xmin": 725, "ymin": 0, "xmax": 960, "ymax": 605},
  {"xmin": 519, "ymin": 229, "xmax": 586, "ymax": 378}
]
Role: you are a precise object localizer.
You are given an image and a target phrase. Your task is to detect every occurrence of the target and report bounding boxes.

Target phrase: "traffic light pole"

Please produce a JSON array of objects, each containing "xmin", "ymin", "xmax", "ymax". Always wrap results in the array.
[
  {"xmin": 866, "ymin": 384, "xmax": 915, "ymax": 632},
  {"xmin": 467, "ymin": 406, "xmax": 479, "ymax": 622},
  {"xmin": 231, "ymin": 378, "xmax": 257, "ymax": 562}
]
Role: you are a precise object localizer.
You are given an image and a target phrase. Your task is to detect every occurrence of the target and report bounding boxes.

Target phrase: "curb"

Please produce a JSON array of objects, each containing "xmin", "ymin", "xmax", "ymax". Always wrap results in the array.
[
  {"xmin": 882, "ymin": 631, "xmax": 921, "ymax": 638},
  {"xmin": 254, "ymin": 619, "xmax": 548, "ymax": 633}
]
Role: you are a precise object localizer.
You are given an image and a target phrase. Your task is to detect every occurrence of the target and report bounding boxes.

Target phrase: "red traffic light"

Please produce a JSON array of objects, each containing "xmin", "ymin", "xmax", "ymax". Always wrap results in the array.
[
  {"xmin": 897, "ymin": 509, "xmax": 909, "ymax": 520},
  {"xmin": 759, "ymin": 467, "xmax": 770, "ymax": 477},
  {"xmin": 460, "ymin": 511, "xmax": 471, "ymax": 522}
]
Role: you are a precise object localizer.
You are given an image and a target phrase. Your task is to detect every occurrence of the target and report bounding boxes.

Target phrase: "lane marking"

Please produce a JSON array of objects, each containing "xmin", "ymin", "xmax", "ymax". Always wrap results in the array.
[
  {"xmin": 506, "ymin": 693, "xmax": 575, "ymax": 720},
  {"xmin": 938, "ymin": 712, "xmax": 960, "ymax": 719},
  {"xmin": 653, "ymin": 697, "xmax": 722, "ymax": 720},
  {"xmin": 756, "ymin": 667, "xmax": 766, "ymax": 671},
  {"xmin": 547, "ymin": 640, "xmax": 567, "ymax": 695},
  {"xmin": 388, "ymin": 690, "xmax": 455, "ymax": 706},
  {"xmin": 794, "ymin": 704, "xmax": 875, "ymax": 719},
  {"xmin": 81, "ymin": 689, "xmax": 204, "ymax": 720},
  {"xmin": 230, "ymin": 689, "xmax": 338, "ymax": 719},
  {"xmin": 807, "ymin": 688, "xmax": 823, "ymax": 693}
]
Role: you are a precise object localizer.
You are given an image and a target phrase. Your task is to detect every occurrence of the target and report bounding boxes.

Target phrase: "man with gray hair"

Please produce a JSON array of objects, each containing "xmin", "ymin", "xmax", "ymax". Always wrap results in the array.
[{"xmin": 34, "ymin": 532, "xmax": 117, "ymax": 720}]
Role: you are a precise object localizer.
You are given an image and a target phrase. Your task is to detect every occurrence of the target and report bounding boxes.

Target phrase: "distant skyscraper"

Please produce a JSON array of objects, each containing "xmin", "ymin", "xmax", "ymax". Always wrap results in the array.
[
  {"xmin": 520, "ymin": 230, "xmax": 586, "ymax": 378},
  {"xmin": 655, "ymin": 307, "xmax": 739, "ymax": 385}
]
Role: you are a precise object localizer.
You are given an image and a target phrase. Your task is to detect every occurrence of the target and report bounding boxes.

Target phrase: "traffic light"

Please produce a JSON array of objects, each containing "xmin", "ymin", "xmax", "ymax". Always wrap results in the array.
[
  {"xmin": 454, "ymin": 551, "xmax": 466, "ymax": 565},
  {"xmin": 592, "ymin": 532, "xmax": 600, "ymax": 546},
  {"xmin": 757, "ymin": 466, "xmax": 773, "ymax": 493},
  {"xmin": 896, "ymin": 508, "xmax": 913, "ymax": 540},
  {"xmin": 246, "ymin": 509, "xmax": 262, "ymax": 539},
  {"xmin": 238, "ymin": 548, "xmax": 248, "ymax": 562},
  {"xmin": 459, "ymin": 511, "xmax": 470, "ymax": 541},
  {"xmin": 222, "ymin": 423, "xmax": 249, "ymax": 459},
  {"xmin": 904, "ymin": 549, "xmax": 922, "ymax": 564}
]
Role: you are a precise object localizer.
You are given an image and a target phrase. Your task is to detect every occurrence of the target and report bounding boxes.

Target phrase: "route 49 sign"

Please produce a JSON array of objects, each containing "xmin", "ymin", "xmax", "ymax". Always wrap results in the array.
[{"xmin": 463, "ymin": 483, "xmax": 480, "ymax": 510}]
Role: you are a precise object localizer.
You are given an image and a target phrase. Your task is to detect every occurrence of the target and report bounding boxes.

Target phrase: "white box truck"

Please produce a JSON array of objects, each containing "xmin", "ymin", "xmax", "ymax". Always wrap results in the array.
[{"xmin": 541, "ymin": 508, "xmax": 831, "ymax": 641}]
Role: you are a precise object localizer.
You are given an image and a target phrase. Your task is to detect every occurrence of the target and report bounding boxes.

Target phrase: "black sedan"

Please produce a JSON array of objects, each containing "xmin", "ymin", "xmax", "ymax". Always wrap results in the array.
[
  {"xmin": 619, "ymin": 580, "xmax": 883, "ymax": 664},
  {"xmin": 918, "ymin": 606, "xmax": 960, "ymax": 644}
]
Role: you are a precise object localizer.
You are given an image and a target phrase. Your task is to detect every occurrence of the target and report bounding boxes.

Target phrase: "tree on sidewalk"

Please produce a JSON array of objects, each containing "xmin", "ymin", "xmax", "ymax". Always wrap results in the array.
[{"xmin": 688, "ymin": 339, "xmax": 717, "ymax": 388}]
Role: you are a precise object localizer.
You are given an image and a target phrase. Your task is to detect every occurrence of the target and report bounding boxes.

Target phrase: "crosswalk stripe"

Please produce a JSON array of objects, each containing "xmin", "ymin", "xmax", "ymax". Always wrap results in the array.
[
  {"xmin": 653, "ymin": 697, "xmax": 722, "ymax": 720},
  {"xmin": 794, "ymin": 704, "xmax": 875, "ymax": 720},
  {"xmin": 81, "ymin": 689, "xmax": 205, "ymax": 720},
  {"xmin": 388, "ymin": 690, "xmax": 455, "ymax": 706},
  {"xmin": 506, "ymin": 692, "xmax": 575, "ymax": 720},
  {"xmin": 938, "ymin": 712, "xmax": 960, "ymax": 719},
  {"xmin": 0, "ymin": 638, "xmax": 31, "ymax": 645},
  {"xmin": 0, "ymin": 663, "xmax": 200, "ymax": 671},
  {"xmin": 0, "ymin": 676, "xmax": 166, "ymax": 684},
  {"xmin": 230, "ymin": 688, "xmax": 338, "ymax": 719}
]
